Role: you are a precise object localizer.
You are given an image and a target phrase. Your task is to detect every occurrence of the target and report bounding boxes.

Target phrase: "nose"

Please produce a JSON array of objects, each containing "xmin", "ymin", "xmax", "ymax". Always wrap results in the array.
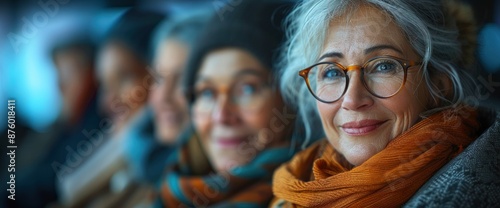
[
  {"xmin": 212, "ymin": 94, "xmax": 239, "ymax": 125},
  {"xmin": 161, "ymin": 79, "xmax": 175, "ymax": 103},
  {"xmin": 155, "ymin": 76, "xmax": 181, "ymax": 108},
  {"xmin": 100, "ymin": 90, "xmax": 118, "ymax": 115},
  {"xmin": 149, "ymin": 82, "xmax": 165, "ymax": 108},
  {"xmin": 341, "ymin": 70, "xmax": 374, "ymax": 111}
]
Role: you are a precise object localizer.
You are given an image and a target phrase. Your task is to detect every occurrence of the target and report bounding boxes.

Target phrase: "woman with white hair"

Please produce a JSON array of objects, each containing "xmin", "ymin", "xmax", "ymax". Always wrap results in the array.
[{"xmin": 271, "ymin": 0, "xmax": 500, "ymax": 207}]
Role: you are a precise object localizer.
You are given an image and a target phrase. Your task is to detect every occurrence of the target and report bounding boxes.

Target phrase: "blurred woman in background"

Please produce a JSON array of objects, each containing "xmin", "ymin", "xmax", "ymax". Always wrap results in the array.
[
  {"xmin": 149, "ymin": 11, "xmax": 210, "ymax": 144},
  {"xmin": 97, "ymin": 10, "xmax": 163, "ymax": 133},
  {"xmin": 55, "ymin": 9, "xmax": 164, "ymax": 207},
  {"xmin": 124, "ymin": 11, "xmax": 210, "ymax": 185}
]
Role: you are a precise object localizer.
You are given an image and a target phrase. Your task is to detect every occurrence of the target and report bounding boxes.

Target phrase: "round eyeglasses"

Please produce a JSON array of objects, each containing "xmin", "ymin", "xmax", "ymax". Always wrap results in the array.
[
  {"xmin": 192, "ymin": 82, "xmax": 273, "ymax": 116},
  {"xmin": 299, "ymin": 56, "xmax": 421, "ymax": 103}
]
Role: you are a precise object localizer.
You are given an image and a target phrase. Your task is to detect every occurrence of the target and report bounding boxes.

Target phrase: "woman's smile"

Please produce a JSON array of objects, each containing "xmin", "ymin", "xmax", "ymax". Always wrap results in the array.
[{"xmin": 340, "ymin": 119, "xmax": 388, "ymax": 136}]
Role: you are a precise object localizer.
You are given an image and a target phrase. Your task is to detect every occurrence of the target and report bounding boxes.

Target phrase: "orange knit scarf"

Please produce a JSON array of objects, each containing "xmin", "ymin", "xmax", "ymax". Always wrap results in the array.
[{"xmin": 272, "ymin": 107, "xmax": 481, "ymax": 207}]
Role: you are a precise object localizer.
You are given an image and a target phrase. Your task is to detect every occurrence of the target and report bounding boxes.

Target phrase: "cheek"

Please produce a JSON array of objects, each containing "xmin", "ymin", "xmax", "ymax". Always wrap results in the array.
[
  {"xmin": 317, "ymin": 101, "xmax": 341, "ymax": 142},
  {"xmin": 125, "ymin": 80, "xmax": 149, "ymax": 106},
  {"xmin": 193, "ymin": 113, "xmax": 210, "ymax": 141},
  {"xmin": 66, "ymin": 82, "xmax": 82, "ymax": 98},
  {"xmin": 381, "ymin": 83, "xmax": 428, "ymax": 136},
  {"xmin": 243, "ymin": 113, "xmax": 270, "ymax": 130},
  {"xmin": 241, "ymin": 100, "xmax": 278, "ymax": 131},
  {"xmin": 317, "ymin": 101, "xmax": 340, "ymax": 128},
  {"xmin": 148, "ymin": 84, "xmax": 162, "ymax": 110},
  {"xmin": 194, "ymin": 116, "xmax": 213, "ymax": 164},
  {"xmin": 175, "ymin": 90, "xmax": 190, "ymax": 125},
  {"xmin": 174, "ymin": 88, "xmax": 188, "ymax": 111}
]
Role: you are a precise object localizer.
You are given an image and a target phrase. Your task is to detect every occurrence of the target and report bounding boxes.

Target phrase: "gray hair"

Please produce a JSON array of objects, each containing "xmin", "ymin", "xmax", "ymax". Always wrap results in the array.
[
  {"xmin": 279, "ymin": 0, "xmax": 476, "ymax": 145},
  {"xmin": 151, "ymin": 10, "xmax": 212, "ymax": 58}
]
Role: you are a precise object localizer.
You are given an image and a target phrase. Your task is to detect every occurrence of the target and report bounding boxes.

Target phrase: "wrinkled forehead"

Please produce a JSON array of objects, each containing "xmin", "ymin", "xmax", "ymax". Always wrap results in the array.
[
  {"xmin": 321, "ymin": 4, "xmax": 413, "ymax": 60},
  {"xmin": 329, "ymin": 3, "xmax": 394, "ymax": 28},
  {"xmin": 196, "ymin": 48, "xmax": 270, "ymax": 83}
]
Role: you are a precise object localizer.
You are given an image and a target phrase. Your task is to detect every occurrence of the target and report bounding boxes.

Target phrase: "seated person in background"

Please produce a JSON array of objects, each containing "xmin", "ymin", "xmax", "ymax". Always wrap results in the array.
[
  {"xmin": 55, "ymin": 9, "xmax": 164, "ymax": 207},
  {"xmin": 97, "ymin": 11, "xmax": 163, "ymax": 134},
  {"xmin": 156, "ymin": 0, "xmax": 316, "ymax": 207},
  {"xmin": 124, "ymin": 11, "xmax": 211, "ymax": 185},
  {"xmin": 53, "ymin": 40, "xmax": 99, "ymax": 127},
  {"xmin": 6, "ymin": 37, "xmax": 101, "ymax": 208},
  {"xmin": 271, "ymin": 0, "xmax": 500, "ymax": 207}
]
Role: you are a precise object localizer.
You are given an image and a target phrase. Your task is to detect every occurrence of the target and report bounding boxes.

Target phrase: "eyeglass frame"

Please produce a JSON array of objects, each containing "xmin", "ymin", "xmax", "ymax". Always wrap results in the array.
[
  {"xmin": 191, "ymin": 81, "xmax": 275, "ymax": 114},
  {"xmin": 298, "ymin": 55, "xmax": 422, "ymax": 103}
]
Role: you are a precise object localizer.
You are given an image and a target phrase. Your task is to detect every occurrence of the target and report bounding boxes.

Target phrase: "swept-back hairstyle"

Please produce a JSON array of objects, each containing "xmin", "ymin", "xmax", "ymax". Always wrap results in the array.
[
  {"xmin": 279, "ymin": 0, "xmax": 477, "ymax": 144},
  {"xmin": 150, "ymin": 10, "xmax": 212, "ymax": 59}
]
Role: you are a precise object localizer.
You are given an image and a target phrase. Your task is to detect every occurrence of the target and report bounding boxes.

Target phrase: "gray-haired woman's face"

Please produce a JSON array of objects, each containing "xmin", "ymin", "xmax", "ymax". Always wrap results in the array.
[{"xmin": 317, "ymin": 5, "xmax": 432, "ymax": 166}]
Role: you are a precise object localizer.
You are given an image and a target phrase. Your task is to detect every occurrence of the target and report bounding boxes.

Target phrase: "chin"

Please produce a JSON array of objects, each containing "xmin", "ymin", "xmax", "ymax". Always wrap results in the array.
[
  {"xmin": 158, "ymin": 134, "xmax": 176, "ymax": 144},
  {"xmin": 340, "ymin": 143, "xmax": 381, "ymax": 166},
  {"xmin": 213, "ymin": 160, "xmax": 237, "ymax": 173},
  {"xmin": 111, "ymin": 116, "xmax": 127, "ymax": 132},
  {"xmin": 212, "ymin": 154, "xmax": 250, "ymax": 173}
]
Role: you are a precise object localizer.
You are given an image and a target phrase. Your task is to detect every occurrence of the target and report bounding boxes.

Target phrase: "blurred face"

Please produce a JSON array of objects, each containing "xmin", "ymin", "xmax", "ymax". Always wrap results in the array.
[
  {"xmin": 317, "ymin": 5, "xmax": 432, "ymax": 166},
  {"xmin": 193, "ymin": 48, "xmax": 285, "ymax": 173},
  {"xmin": 149, "ymin": 39, "xmax": 189, "ymax": 144},
  {"xmin": 97, "ymin": 41, "xmax": 151, "ymax": 131},
  {"xmin": 54, "ymin": 49, "xmax": 95, "ymax": 121}
]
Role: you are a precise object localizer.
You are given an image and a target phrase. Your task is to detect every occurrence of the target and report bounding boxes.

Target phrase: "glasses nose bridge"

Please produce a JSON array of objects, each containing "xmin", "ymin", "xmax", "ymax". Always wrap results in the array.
[
  {"xmin": 345, "ymin": 64, "xmax": 362, "ymax": 72},
  {"xmin": 209, "ymin": 87, "xmax": 237, "ymax": 117},
  {"xmin": 216, "ymin": 85, "xmax": 235, "ymax": 105},
  {"xmin": 342, "ymin": 64, "xmax": 371, "ymax": 97},
  {"xmin": 218, "ymin": 85, "xmax": 230, "ymax": 94},
  {"xmin": 342, "ymin": 64, "xmax": 364, "ymax": 81}
]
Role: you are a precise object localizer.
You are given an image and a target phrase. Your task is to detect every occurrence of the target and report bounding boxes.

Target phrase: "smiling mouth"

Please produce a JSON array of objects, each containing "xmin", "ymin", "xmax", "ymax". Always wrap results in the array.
[
  {"xmin": 215, "ymin": 136, "xmax": 247, "ymax": 148},
  {"xmin": 341, "ymin": 120, "xmax": 388, "ymax": 136}
]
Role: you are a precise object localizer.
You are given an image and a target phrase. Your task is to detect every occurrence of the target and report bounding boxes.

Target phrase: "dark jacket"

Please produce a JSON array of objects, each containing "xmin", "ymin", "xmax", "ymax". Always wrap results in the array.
[{"xmin": 405, "ymin": 108, "xmax": 500, "ymax": 207}]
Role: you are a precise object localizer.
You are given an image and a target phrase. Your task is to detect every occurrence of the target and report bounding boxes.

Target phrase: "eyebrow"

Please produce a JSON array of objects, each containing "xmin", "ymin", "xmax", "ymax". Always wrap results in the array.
[
  {"xmin": 195, "ymin": 68, "xmax": 267, "ymax": 84},
  {"xmin": 318, "ymin": 52, "xmax": 343, "ymax": 62},
  {"xmin": 364, "ymin": 44, "xmax": 403, "ymax": 55},
  {"xmin": 317, "ymin": 44, "xmax": 404, "ymax": 62},
  {"xmin": 234, "ymin": 69, "xmax": 267, "ymax": 78}
]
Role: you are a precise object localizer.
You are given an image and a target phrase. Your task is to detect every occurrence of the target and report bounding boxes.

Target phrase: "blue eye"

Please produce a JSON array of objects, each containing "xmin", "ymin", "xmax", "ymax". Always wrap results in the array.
[
  {"xmin": 241, "ymin": 84, "xmax": 256, "ymax": 95},
  {"xmin": 321, "ymin": 66, "xmax": 344, "ymax": 81},
  {"xmin": 198, "ymin": 89, "xmax": 214, "ymax": 99},
  {"xmin": 234, "ymin": 82, "xmax": 266, "ymax": 106},
  {"xmin": 372, "ymin": 60, "xmax": 399, "ymax": 74},
  {"xmin": 377, "ymin": 63, "xmax": 394, "ymax": 71}
]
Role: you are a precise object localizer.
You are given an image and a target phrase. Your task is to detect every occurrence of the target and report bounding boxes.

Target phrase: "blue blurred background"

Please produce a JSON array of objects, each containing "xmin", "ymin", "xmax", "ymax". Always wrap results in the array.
[{"xmin": 0, "ymin": 0, "xmax": 215, "ymax": 132}]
